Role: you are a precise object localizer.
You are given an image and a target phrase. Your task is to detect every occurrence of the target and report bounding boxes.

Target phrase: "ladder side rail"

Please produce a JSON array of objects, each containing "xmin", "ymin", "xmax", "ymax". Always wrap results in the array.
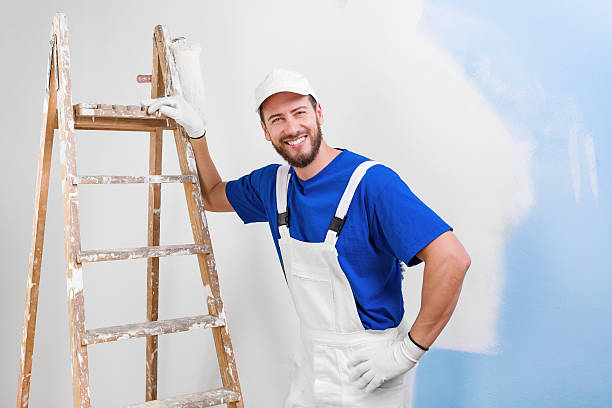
[
  {"xmin": 153, "ymin": 26, "xmax": 210, "ymax": 288},
  {"xmin": 54, "ymin": 13, "xmax": 92, "ymax": 408},
  {"xmin": 145, "ymin": 42, "xmax": 165, "ymax": 402},
  {"xmin": 16, "ymin": 27, "xmax": 59, "ymax": 408}
]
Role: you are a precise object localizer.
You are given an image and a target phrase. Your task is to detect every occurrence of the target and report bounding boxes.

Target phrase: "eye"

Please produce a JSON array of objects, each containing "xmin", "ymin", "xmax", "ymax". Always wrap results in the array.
[
  {"xmin": 296, "ymin": 110, "xmax": 306, "ymax": 115},
  {"xmin": 271, "ymin": 117, "xmax": 282, "ymax": 124}
]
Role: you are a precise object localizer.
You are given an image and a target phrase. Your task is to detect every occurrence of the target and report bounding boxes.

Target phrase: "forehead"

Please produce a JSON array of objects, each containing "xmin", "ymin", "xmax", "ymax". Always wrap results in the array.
[{"xmin": 260, "ymin": 92, "xmax": 312, "ymax": 115}]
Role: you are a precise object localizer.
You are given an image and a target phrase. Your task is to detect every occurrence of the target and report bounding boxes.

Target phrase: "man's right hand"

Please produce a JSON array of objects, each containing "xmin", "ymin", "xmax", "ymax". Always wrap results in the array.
[{"xmin": 141, "ymin": 95, "xmax": 206, "ymax": 139}]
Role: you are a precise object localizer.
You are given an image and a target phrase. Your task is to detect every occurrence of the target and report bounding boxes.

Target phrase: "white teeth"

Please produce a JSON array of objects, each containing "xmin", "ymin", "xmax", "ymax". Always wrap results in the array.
[{"xmin": 287, "ymin": 136, "xmax": 306, "ymax": 146}]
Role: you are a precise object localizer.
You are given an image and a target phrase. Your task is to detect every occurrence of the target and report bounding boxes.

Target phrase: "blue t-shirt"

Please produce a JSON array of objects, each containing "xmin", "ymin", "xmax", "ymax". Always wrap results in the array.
[{"xmin": 225, "ymin": 149, "xmax": 452, "ymax": 330}]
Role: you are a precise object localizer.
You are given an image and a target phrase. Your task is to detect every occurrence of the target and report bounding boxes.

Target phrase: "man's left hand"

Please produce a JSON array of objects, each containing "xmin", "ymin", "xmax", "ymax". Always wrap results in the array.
[{"xmin": 347, "ymin": 334, "xmax": 426, "ymax": 393}]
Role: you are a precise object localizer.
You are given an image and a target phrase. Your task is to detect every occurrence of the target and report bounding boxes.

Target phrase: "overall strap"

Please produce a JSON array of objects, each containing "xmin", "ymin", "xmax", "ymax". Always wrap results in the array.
[
  {"xmin": 275, "ymin": 164, "xmax": 291, "ymax": 237},
  {"xmin": 325, "ymin": 160, "xmax": 380, "ymax": 244}
]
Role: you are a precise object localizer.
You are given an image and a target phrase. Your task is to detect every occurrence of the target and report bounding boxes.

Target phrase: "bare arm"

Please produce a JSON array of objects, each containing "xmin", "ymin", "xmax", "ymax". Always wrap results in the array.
[
  {"xmin": 190, "ymin": 136, "xmax": 234, "ymax": 212},
  {"xmin": 347, "ymin": 230, "xmax": 470, "ymax": 391},
  {"xmin": 409, "ymin": 230, "xmax": 471, "ymax": 348}
]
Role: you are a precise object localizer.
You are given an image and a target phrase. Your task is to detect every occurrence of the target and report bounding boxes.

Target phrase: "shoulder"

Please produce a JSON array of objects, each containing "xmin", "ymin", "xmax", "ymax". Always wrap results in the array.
[
  {"xmin": 338, "ymin": 149, "xmax": 371, "ymax": 167},
  {"xmin": 337, "ymin": 150, "xmax": 405, "ymax": 193},
  {"xmin": 341, "ymin": 151, "xmax": 399, "ymax": 178},
  {"xmin": 242, "ymin": 163, "xmax": 281, "ymax": 184},
  {"xmin": 253, "ymin": 163, "xmax": 283, "ymax": 177},
  {"xmin": 227, "ymin": 163, "xmax": 282, "ymax": 197},
  {"xmin": 362, "ymin": 161, "xmax": 404, "ymax": 192}
]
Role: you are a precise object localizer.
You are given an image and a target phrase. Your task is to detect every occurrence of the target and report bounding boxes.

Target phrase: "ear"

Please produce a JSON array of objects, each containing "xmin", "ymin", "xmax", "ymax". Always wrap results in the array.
[
  {"xmin": 260, "ymin": 120, "xmax": 271, "ymax": 141},
  {"xmin": 316, "ymin": 103, "xmax": 324, "ymax": 126}
]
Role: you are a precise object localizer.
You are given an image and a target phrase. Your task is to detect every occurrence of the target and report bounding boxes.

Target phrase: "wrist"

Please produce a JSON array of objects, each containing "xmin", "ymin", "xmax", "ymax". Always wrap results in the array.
[
  {"xmin": 189, "ymin": 129, "xmax": 207, "ymax": 140},
  {"xmin": 398, "ymin": 332, "xmax": 428, "ymax": 364},
  {"xmin": 408, "ymin": 331, "xmax": 429, "ymax": 351},
  {"xmin": 185, "ymin": 124, "xmax": 206, "ymax": 139}
]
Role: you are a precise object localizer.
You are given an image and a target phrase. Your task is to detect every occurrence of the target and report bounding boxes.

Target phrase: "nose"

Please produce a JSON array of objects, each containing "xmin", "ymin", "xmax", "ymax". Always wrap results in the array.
[{"xmin": 284, "ymin": 116, "xmax": 302, "ymax": 136}]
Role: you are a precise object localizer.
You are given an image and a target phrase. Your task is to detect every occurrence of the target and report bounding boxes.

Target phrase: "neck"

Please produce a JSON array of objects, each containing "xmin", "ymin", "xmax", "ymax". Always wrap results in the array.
[{"xmin": 293, "ymin": 141, "xmax": 341, "ymax": 181}]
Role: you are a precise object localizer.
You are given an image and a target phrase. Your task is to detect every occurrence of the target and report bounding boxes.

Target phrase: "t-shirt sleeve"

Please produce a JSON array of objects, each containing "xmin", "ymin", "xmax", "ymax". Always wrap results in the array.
[
  {"xmin": 225, "ymin": 164, "xmax": 279, "ymax": 224},
  {"xmin": 368, "ymin": 168, "xmax": 453, "ymax": 267}
]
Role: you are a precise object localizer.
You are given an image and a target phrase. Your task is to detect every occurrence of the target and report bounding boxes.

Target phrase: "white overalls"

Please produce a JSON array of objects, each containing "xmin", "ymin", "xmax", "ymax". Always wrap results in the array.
[{"xmin": 276, "ymin": 161, "xmax": 408, "ymax": 408}]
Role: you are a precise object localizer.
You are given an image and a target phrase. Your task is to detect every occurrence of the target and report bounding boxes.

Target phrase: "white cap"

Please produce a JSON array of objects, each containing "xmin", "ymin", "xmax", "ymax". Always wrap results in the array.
[{"xmin": 254, "ymin": 68, "xmax": 318, "ymax": 112}]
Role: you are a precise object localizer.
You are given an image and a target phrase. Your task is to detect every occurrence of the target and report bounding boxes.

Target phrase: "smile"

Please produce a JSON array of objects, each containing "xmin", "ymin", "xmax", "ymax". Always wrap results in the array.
[{"xmin": 286, "ymin": 136, "xmax": 306, "ymax": 147}]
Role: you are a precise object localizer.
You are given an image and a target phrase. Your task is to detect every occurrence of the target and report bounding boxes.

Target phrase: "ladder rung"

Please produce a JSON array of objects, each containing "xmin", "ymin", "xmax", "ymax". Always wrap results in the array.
[
  {"xmin": 70, "ymin": 175, "xmax": 198, "ymax": 184},
  {"xmin": 83, "ymin": 314, "xmax": 226, "ymax": 345},
  {"xmin": 77, "ymin": 103, "xmax": 153, "ymax": 118},
  {"xmin": 122, "ymin": 388, "xmax": 241, "ymax": 408},
  {"xmin": 77, "ymin": 244, "xmax": 210, "ymax": 263},
  {"xmin": 73, "ymin": 103, "xmax": 177, "ymax": 131}
]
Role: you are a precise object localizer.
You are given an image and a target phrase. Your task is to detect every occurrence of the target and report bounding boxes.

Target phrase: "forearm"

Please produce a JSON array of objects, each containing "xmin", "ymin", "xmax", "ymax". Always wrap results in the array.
[
  {"xmin": 189, "ymin": 136, "xmax": 225, "ymax": 210},
  {"xmin": 409, "ymin": 253, "xmax": 469, "ymax": 348}
]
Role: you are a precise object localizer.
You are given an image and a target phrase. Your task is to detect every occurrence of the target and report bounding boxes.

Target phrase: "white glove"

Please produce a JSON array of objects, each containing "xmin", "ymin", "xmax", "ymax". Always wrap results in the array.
[
  {"xmin": 347, "ymin": 332, "xmax": 427, "ymax": 393},
  {"xmin": 141, "ymin": 95, "xmax": 206, "ymax": 139}
]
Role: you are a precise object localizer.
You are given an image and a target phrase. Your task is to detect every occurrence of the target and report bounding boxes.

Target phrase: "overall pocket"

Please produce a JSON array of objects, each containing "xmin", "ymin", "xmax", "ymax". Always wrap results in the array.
[
  {"xmin": 291, "ymin": 272, "xmax": 334, "ymax": 331},
  {"xmin": 312, "ymin": 343, "xmax": 342, "ymax": 407}
]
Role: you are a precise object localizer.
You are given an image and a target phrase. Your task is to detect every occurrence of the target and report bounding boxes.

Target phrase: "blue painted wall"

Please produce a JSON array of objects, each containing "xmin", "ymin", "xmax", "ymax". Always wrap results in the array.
[{"xmin": 416, "ymin": 1, "xmax": 612, "ymax": 406}]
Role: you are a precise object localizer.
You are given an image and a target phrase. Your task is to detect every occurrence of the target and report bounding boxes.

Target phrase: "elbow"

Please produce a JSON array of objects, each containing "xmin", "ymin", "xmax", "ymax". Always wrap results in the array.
[
  {"xmin": 461, "ymin": 252, "xmax": 471, "ymax": 273},
  {"xmin": 203, "ymin": 198, "xmax": 221, "ymax": 212},
  {"xmin": 457, "ymin": 253, "xmax": 470, "ymax": 284},
  {"xmin": 201, "ymin": 194, "xmax": 214, "ymax": 211},
  {"xmin": 448, "ymin": 250, "xmax": 470, "ymax": 280},
  {"xmin": 201, "ymin": 181, "xmax": 223, "ymax": 212}
]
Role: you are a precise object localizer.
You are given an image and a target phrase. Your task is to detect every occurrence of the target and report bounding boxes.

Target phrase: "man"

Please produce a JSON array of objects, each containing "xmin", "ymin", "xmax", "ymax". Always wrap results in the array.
[{"xmin": 143, "ymin": 68, "xmax": 470, "ymax": 407}]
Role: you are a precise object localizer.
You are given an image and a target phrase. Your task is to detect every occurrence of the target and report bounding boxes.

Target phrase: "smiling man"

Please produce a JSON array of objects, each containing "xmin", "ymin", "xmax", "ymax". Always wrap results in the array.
[
  {"xmin": 143, "ymin": 68, "xmax": 470, "ymax": 408},
  {"xmin": 262, "ymin": 91, "xmax": 324, "ymax": 169}
]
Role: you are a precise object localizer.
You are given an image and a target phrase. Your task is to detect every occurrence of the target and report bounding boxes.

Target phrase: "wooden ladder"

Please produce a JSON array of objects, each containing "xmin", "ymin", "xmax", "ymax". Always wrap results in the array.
[{"xmin": 16, "ymin": 13, "xmax": 244, "ymax": 408}]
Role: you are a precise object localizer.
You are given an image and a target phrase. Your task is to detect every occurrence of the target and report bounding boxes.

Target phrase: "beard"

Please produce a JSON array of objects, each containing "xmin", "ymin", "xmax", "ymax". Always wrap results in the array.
[{"xmin": 271, "ymin": 119, "xmax": 323, "ymax": 168}]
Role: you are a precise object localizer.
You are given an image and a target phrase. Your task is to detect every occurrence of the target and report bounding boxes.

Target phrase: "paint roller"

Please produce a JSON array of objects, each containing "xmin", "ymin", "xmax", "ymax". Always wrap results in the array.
[{"xmin": 169, "ymin": 37, "xmax": 207, "ymax": 126}]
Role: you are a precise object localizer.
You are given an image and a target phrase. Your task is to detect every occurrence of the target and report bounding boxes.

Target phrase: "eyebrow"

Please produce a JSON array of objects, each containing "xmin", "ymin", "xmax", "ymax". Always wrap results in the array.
[
  {"xmin": 267, "ymin": 113, "xmax": 282, "ymax": 122},
  {"xmin": 266, "ymin": 105, "xmax": 310, "ymax": 123}
]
